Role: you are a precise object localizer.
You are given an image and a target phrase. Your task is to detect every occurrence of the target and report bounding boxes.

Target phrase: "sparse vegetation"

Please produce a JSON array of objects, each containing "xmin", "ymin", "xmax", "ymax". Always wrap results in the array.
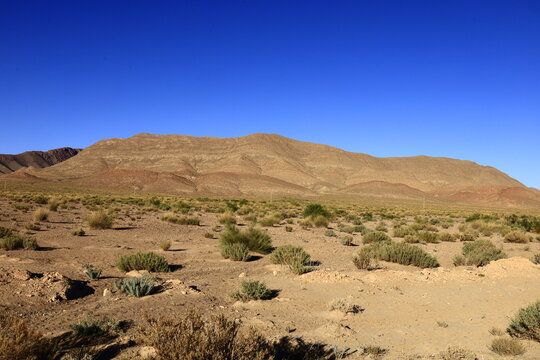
[
  {"xmin": 159, "ymin": 239, "xmax": 171, "ymax": 251},
  {"xmin": 328, "ymin": 298, "xmax": 363, "ymax": 314},
  {"xmin": 69, "ymin": 315, "xmax": 120, "ymax": 335},
  {"xmin": 362, "ymin": 231, "xmax": 391, "ymax": 244},
  {"xmin": 220, "ymin": 226, "xmax": 273, "ymax": 254},
  {"xmin": 504, "ymin": 230, "xmax": 531, "ymax": 243},
  {"xmin": 453, "ymin": 239, "xmax": 507, "ymax": 267},
  {"xmin": 221, "ymin": 242, "xmax": 251, "ymax": 261},
  {"xmin": 116, "ymin": 252, "xmax": 169, "ymax": 272},
  {"xmin": 0, "ymin": 314, "xmax": 58, "ymax": 360},
  {"xmin": 71, "ymin": 228, "xmax": 85, "ymax": 236},
  {"xmin": 489, "ymin": 337, "xmax": 525, "ymax": 356},
  {"xmin": 352, "ymin": 250, "xmax": 379, "ymax": 270},
  {"xmin": 0, "ymin": 235, "xmax": 38, "ymax": 250},
  {"xmin": 360, "ymin": 241, "xmax": 439, "ymax": 268},
  {"xmin": 162, "ymin": 213, "xmax": 200, "ymax": 225},
  {"xmin": 33, "ymin": 208, "xmax": 49, "ymax": 222},
  {"xmin": 270, "ymin": 245, "xmax": 311, "ymax": 274}
]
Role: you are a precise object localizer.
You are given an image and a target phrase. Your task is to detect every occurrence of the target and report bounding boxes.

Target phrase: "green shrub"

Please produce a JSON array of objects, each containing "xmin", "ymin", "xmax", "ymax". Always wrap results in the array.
[
  {"xmin": 86, "ymin": 210, "xmax": 114, "ymax": 229},
  {"xmin": 220, "ymin": 227, "xmax": 272, "ymax": 254},
  {"xmin": 116, "ymin": 252, "xmax": 169, "ymax": 272},
  {"xmin": 303, "ymin": 204, "xmax": 330, "ymax": 218},
  {"xmin": 489, "ymin": 337, "xmax": 525, "ymax": 356},
  {"xmin": 270, "ymin": 245, "xmax": 311, "ymax": 275},
  {"xmin": 507, "ymin": 300, "xmax": 540, "ymax": 341},
  {"xmin": 82, "ymin": 264, "xmax": 102, "ymax": 280},
  {"xmin": 0, "ymin": 236, "xmax": 38, "ymax": 250},
  {"xmin": 455, "ymin": 239, "xmax": 507, "ymax": 267},
  {"xmin": 221, "ymin": 243, "xmax": 250, "ymax": 261},
  {"xmin": 161, "ymin": 213, "xmax": 200, "ymax": 225},
  {"xmin": 324, "ymin": 230, "xmax": 336, "ymax": 237},
  {"xmin": 361, "ymin": 241, "xmax": 439, "ymax": 268},
  {"xmin": 416, "ymin": 231, "xmax": 439, "ymax": 243},
  {"xmin": 393, "ymin": 226, "xmax": 415, "ymax": 238},
  {"xmin": 69, "ymin": 315, "xmax": 120, "ymax": 335},
  {"xmin": 230, "ymin": 280, "xmax": 274, "ymax": 302},
  {"xmin": 115, "ymin": 277, "xmax": 155, "ymax": 297},
  {"xmin": 504, "ymin": 230, "xmax": 531, "ymax": 243},
  {"xmin": 362, "ymin": 231, "xmax": 391, "ymax": 244}
]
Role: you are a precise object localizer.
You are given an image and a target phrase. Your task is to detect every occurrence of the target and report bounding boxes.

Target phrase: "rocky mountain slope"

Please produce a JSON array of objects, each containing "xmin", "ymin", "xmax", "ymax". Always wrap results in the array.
[{"xmin": 0, "ymin": 147, "xmax": 81, "ymax": 174}]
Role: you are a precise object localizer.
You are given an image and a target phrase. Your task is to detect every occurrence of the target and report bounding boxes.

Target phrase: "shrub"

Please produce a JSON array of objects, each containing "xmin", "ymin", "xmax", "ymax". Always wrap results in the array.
[
  {"xmin": 270, "ymin": 245, "xmax": 311, "ymax": 274},
  {"xmin": 393, "ymin": 226, "xmax": 415, "ymax": 238},
  {"xmin": 82, "ymin": 264, "xmax": 102, "ymax": 280},
  {"xmin": 438, "ymin": 346, "xmax": 477, "ymax": 360},
  {"xmin": 303, "ymin": 204, "xmax": 330, "ymax": 218},
  {"xmin": 416, "ymin": 231, "xmax": 439, "ymax": 243},
  {"xmin": 86, "ymin": 210, "xmax": 114, "ymax": 229},
  {"xmin": 48, "ymin": 199, "xmax": 59, "ymax": 212},
  {"xmin": 220, "ymin": 227, "xmax": 272, "ymax": 254},
  {"xmin": 324, "ymin": 230, "xmax": 336, "ymax": 237},
  {"xmin": 439, "ymin": 232, "xmax": 456, "ymax": 242},
  {"xmin": 328, "ymin": 299, "xmax": 363, "ymax": 314},
  {"xmin": 340, "ymin": 235, "xmax": 354, "ymax": 246},
  {"xmin": 71, "ymin": 229, "xmax": 85, "ymax": 236},
  {"xmin": 352, "ymin": 250, "xmax": 379, "ymax": 270},
  {"xmin": 33, "ymin": 195, "xmax": 48, "ymax": 204},
  {"xmin": 0, "ymin": 314, "xmax": 58, "ymax": 360},
  {"xmin": 221, "ymin": 242, "xmax": 250, "ymax": 261},
  {"xmin": 455, "ymin": 239, "xmax": 507, "ymax": 267},
  {"xmin": 311, "ymin": 215, "xmax": 329, "ymax": 228},
  {"xmin": 504, "ymin": 230, "xmax": 531, "ymax": 243},
  {"xmin": 362, "ymin": 231, "xmax": 391, "ymax": 244},
  {"xmin": 532, "ymin": 253, "xmax": 540, "ymax": 265},
  {"xmin": 116, "ymin": 252, "xmax": 169, "ymax": 272},
  {"xmin": 159, "ymin": 240, "xmax": 171, "ymax": 251},
  {"xmin": 259, "ymin": 216, "xmax": 280, "ymax": 227},
  {"xmin": 285, "ymin": 226, "xmax": 293, "ymax": 232},
  {"xmin": 25, "ymin": 223, "xmax": 40, "ymax": 231},
  {"xmin": 115, "ymin": 277, "xmax": 155, "ymax": 297},
  {"xmin": 0, "ymin": 226, "xmax": 13, "ymax": 238},
  {"xmin": 137, "ymin": 312, "xmax": 332, "ymax": 360},
  {"xmin": 489, "ymin": 337, "xmax": 525, "ymax": 356},
  {"xmin": 458, "ymin": 232, "xmax": 478, "ymax": 242},
  {"xmin": 0, "ymin": 236, "xmax": 38, "ymax": 250},
  {"xmin": 69, "ymin": 315, "xmax": 120, "ymax": 335},
  {"xmin": 362, "ymin": 241, "xmax": 439, "ymax": 268},
  {"xmin": 230, "ymin": 280, "xmax": 274, "ymax": 302},
  {"xmin": 33, "ymin": 208, "xmax": 49, "ymax": 222},
  {"xmin": 218, "ymin": 212, "xmax": 237, "ymax": 226},
  {"xmin": 507, "ymin": 300, "xmax": 540, "ymax": 341},
  {"xmin": 161, "ymin": 213, "xmax": 200, "ymax": 226}
]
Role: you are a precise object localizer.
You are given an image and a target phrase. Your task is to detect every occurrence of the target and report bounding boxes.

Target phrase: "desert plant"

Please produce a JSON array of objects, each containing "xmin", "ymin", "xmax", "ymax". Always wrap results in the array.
[
  {"xmin": 328, "ymin": 298, "xmax": 363, "ymax": 314},
  {"xmin": 303, "ymin": 204, "xmax": 330, "ymax": 218},
  {"xmin": 438, "ymin": 232, "xmax": 456, "ymax": 242},
  {"xmin": 82, "ymin": 264, "xmax": 102, "ymax": 280},
  {"xmin": 438, "ymin": 346, "xmax": 477, "ymax": 360},
  {"xmin": 69, "ymin": 315, "xmax": 120, "ymax": 335},
  {"xmin": 259, "ymin": 216, "xmax": 280, "ymax": 227},
  {"xmin": 220, "ymin": 226, "xmax": 272, "ymax": 254},
  {"xmin": 507, "ymin": 299, "xmax": 540, "ymax": 341},
  {"xmin": 161, "ymin": 213, "xmax": 200, "ymax": 225},
  {"xmin": 230, "ymin": 280, "xmax": 274, "ymax": 302},
  {"xmin": 48, "ymin": 199, "xmax": 59, "ymax": 212},
  {"xmin": 455, "ymin": 239, "xmax": 507, "ymax": 267},
  {"xmin": 324, "ymin": 230, "xmax": 336, "ymax": 237},
  {"xmin": 270, "ymin": 245, "xmax": 311, "ymax": 274},
  {"xmin": 362, "ymin": 231, "xmax": 391, "ymax": 244},
  {"xmin": 504, "ymin": 230, "xmax": 531, "ymax": 243},
  {"xmin": 116, "ymin": 252, "xmax": 169, "ymax": 272},
  {"xmin": 86, "ymin": 210, "xmax": 114, "ymax": 229},
  {"xmin": 218, "ymin": 212, "xmax": 237, "ymax": 226},
  {"xmin": 489, "ymin": 327, "xmax": 505, "ymax": 336},
  {"xmin": 115, "ymin": 276, "xmax": 155, "ymax": 297},
  {"xmin": 0, "ymin": 226, "xmax": 13, "ymax": 238},
  {"xmin": 532, "ymin": 253, "xmax": 540, "ymax": 265},
  {"xmin": 33, "ymin": 208, "xmax": 49, "ymax": 222},
  {"xmin": 340, "ymin": 235, "xmax": 354, "ymax": 246},
  {"xmin": 0, "ymin": 236, "xmax": 38, "ymax": 250},
  {"xmin": 361, "ymin": 241, "xmax": 439, "ymax": 268},
  {"xmin": 352, "ymin": 250, "xmax": 379, "ymax": 270},
  {"xmin": 71, "ymin": 229, "xmax": 86, "ymax": 236},
  {"xmin": 489, "ymin": 337, "xmax": 525, "ymax": 356},
  {"xmin": 25, "ymin": 223, "xmax": 40, "ymax": 231},
  {"xmin": 285, "ymin": 225, "xmax": 293, "ymax": 232},
  {"xmin": 221, "ymin": 242, "xmax": 251, "ymax": 261},
  {"xmin": 159, "ymin": 240, "xmax": 171, "ymax": 251},
  {"xmin": 0, "ymin": 314, "xmax": 58, "ymax": 360}
]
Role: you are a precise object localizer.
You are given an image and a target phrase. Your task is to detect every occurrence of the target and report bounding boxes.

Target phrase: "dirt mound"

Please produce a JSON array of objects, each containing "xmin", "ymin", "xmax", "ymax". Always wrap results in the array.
[
  {"xmin": 481, "ymin": 257, "xmax": 540, "ymax": 278},
  {"xmin": 0, "ymin": 268, "xmax": 94, "ymax": 302}
]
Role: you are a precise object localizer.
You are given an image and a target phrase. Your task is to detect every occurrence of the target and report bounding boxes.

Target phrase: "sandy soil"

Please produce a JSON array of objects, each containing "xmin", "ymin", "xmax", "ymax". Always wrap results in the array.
[{"xmin": 1, "ymin": 197, "xmax": 539, "ymax": 359}]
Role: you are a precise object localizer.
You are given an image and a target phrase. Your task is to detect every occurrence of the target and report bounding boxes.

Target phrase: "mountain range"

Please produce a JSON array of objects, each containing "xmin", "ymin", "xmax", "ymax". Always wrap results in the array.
[{"xmin": 3, "ymin": 133, "xmax": 539, "ymax": 208}]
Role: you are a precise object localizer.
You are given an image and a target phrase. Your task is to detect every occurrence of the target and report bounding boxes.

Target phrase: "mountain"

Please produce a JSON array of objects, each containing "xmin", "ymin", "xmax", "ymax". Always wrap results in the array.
[
  {"xmin": 0, "ymin": 147, "xmax": 81, "ymax": 175},
  {"xmin": 5, "ymin": 133, "xmax": 539, "ymax": 208}
]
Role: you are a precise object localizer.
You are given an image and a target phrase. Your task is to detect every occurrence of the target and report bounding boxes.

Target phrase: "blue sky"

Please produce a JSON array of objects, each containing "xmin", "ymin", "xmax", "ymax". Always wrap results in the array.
[{"xmin": 1, "ymin": 1, "xmax": 539, "ymax": 188}]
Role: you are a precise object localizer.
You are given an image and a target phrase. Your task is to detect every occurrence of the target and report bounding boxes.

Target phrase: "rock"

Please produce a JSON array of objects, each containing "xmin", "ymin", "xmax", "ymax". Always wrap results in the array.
[
  {"xmin": 126, "ymin": 270, "xmax": 151, "ymax": 278},
  {"xmin": 139, "ymin": 346, "xmax": 157, "ymax": 358},
  {"xmin": 239, "ymin": 272, "xmax": 246, "ymax": 278},
  {"xmin": 12, "ymin": 270, "xmax": 32, "ymax": 280},
  {"xmin": 103, "ymin": 288, "xmax": 111, "ymax": 297}
]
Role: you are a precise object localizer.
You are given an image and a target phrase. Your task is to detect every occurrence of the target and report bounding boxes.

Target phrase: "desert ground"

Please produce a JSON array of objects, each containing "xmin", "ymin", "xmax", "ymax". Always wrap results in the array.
[{"xmin": 1, "ymin": 189, "xmax": 540, "ymax": 359}]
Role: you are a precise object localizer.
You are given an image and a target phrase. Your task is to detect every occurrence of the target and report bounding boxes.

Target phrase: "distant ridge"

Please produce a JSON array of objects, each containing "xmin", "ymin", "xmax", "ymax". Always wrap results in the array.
[
  {"xmin": 4, "ymin": 133, "xmax": 539, "ymax": 208},
  {"xmin": 0, "ymin": 147, "xmax": 81, "ymax": 174}
]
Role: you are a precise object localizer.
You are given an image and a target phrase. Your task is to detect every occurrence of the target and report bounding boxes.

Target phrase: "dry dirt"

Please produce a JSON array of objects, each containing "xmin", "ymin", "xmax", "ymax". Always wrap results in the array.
[{"xmin": 1, "ymin": 197, "xmax": 540, "ymax": 359}]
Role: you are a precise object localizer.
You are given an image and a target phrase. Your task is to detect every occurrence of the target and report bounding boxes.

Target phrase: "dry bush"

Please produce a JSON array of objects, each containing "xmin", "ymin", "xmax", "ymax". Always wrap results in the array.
[
  {"xmin": 138, "ymin": 312, "xmax": 332, "ymax": 360},
  {"xmin": 33, "ymin": 208, "xmax": 49, "ymax": 222},
  {"xmin": 161, "ymin": 213, "xmax": 200, "ymax": 225},
  {"xmin": 438, "ymin": 232, "xmax": 456, "ymax": 242},
  {"xmin": 0, "ymin": 236, "xmax": 38, "ymax": 250},
  {"xmin": 504, "ymin": 230, "xmax": 531, "ymax": 243},
  {"xmin": 259, "ymin": 216, "xmax": 280, "ymax": 227},
  {"xmin": 352, "ymin": 250, "xmax": 379, "ymax": 270},
  {"xmin": 218, "ymin": 212, "xmax": 237, "ymax": 226},
  {"xmin": 507, "ymin": 299, "xmax": 540, "ymax": 341},
  {"xmin": 0, "ymin": 314, "xmax": 58, "ymax": 360},
  {"xmin": 489, "ymin": 337, "xmax": 525, "ymax": 356},
  {"xmin": 221, "ymin": 242, "xmax": 250, "ymax": 261},
  {"xmin": 328, "ymin": 298, "xmax": 363, "ymax": 314},
  {"xmin": 159, "ymin": 240, "xmax": 171, "ymax": 251},
  {"xmin": 86, "ymin": 210, "xmax": 114, "ymax": 229},
  {"xmin": 532, "ymin": 253, "xmax": 540, "ymax": 265},
  {"xmin": 362, "ymin": 231, "xmax": 391, "ymax": 244},
  {"xmin": 311, "ymin": 215, "xmax": 329, "ymax": 228},
  {"xmin": 438, "ymin": 346, "xmax": 477, "ymax": 360}
]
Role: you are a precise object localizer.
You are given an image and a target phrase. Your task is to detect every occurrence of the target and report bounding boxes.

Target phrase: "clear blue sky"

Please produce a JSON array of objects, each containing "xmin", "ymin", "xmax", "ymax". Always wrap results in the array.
[{"xmin": 1, "ymin": 1, "xmax": 539, "ymax": 188}]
